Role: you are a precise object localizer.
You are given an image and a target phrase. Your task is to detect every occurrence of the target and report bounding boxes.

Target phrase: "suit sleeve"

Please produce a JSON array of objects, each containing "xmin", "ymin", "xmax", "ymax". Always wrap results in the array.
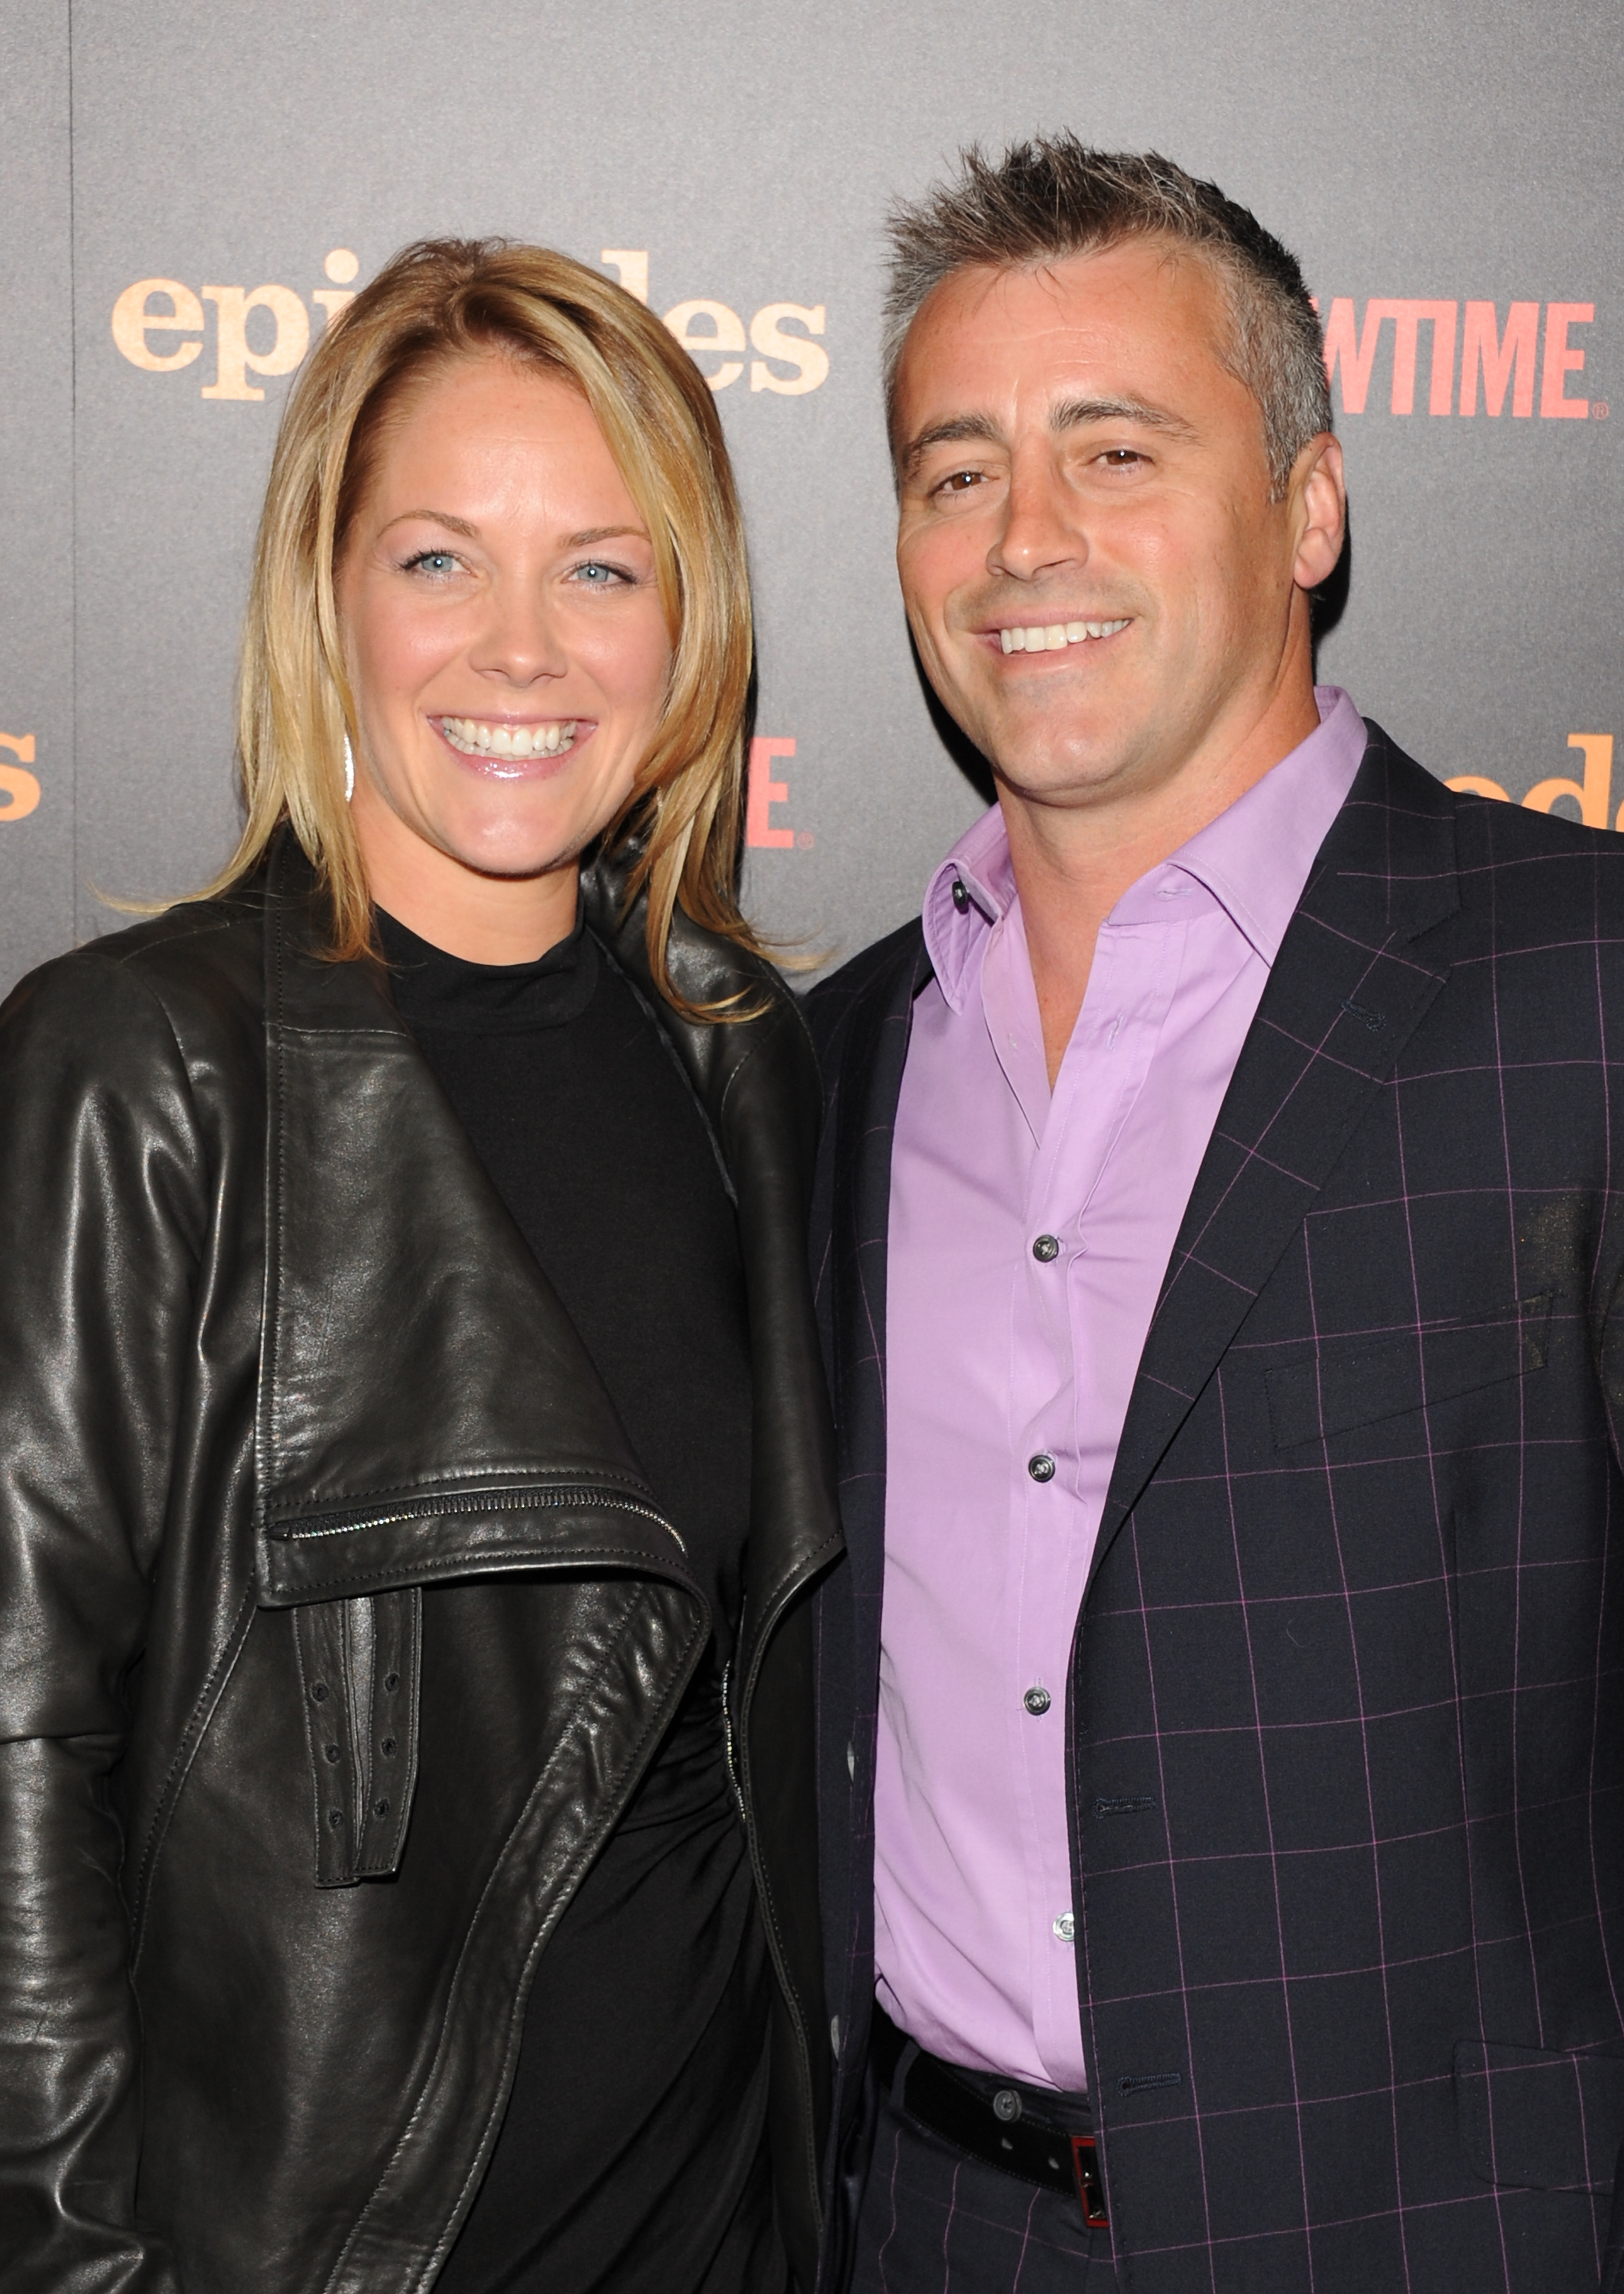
[{"xmin": 0, "ymin": 952, "xmax": 207, "ymax": 2292}]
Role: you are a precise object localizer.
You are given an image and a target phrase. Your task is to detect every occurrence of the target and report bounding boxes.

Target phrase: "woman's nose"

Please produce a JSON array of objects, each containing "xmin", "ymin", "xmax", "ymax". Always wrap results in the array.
[{"xmin": 467, "ymin": 583, "xmax": 570, "ymax": 685}]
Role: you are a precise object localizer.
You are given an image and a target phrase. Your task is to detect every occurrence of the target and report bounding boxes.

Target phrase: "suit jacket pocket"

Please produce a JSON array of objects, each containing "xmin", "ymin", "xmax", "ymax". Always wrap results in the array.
[
  {"xmin": 1267, "ymin": 1295, "xmax": 1551, "ymax": 1450},
  {"xmin": 1456, "ymin": 2038, "xmax": 1624, "ymax": 2191}
]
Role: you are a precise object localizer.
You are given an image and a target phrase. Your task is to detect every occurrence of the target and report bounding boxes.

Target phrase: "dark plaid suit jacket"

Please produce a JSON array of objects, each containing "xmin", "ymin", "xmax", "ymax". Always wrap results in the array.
[{"xmin": 806, "ymin": 728, "xmax": 1624, "ymax": 2294}]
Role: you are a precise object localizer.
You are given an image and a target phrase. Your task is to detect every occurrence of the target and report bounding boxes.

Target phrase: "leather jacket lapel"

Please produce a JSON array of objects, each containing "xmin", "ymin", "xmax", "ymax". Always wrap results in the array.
[
  {"xmin": 580, "ymin": 863, "xmax": 846, "ymax": 1669},
  {"xmin": 1090, "ymin": 734, "xmax": 1464, "ymax": 1580},
  {"xmin": 255, "ymin": 833, "xmax": 697, "ymax": 1610},
  {"xmin": 255, "ymin": 835, "xmax": 708, "ymax": 1889}
]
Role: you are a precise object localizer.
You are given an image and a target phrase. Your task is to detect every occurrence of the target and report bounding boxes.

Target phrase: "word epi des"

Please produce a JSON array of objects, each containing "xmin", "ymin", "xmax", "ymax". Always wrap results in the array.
[
  {"xmin": 112, "ymin": 248, "xmax": 827, "ymax": 402},
  {"xmin": 1315, "ymin": 298, "xmax": 1603, "ymax": 418}
]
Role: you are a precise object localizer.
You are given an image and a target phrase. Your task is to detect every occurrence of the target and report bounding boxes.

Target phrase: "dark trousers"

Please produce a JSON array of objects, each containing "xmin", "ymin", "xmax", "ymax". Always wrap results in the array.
[{"xmin": 850, "ymin": 2045, "xmax": 1116, "ymax": 2294}]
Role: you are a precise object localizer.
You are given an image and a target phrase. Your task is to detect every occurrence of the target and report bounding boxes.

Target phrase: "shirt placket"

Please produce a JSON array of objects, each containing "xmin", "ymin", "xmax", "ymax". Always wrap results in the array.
[{"xmin": 996, "ymin": 912, "xmax": 1184, "ymax": 2090}]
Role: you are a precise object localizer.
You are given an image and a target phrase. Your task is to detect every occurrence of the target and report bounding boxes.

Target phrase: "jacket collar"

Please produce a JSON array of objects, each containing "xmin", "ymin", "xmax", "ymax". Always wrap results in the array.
[
  {"xmin": 254, "ymin": 830, "xmax": 696, "ymax": 1607},
  {"xmin": 253, "ymin": 831, "xmax": 842, "ymax": 1649}
]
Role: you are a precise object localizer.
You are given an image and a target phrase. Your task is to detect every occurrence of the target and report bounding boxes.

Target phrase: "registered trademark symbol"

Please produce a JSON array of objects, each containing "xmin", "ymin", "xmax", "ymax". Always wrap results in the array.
[
  {"xmin": 796, "ymin": 830, "xmax": 816, "ymax": 849},
  {"xmin": 1594, "ymin": 401, "xmax": 1610, "ymax": 419}
]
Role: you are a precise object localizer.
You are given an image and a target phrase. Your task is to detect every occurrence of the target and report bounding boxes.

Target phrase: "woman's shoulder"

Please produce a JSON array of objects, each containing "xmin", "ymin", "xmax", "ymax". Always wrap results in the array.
[{"xmin": 0, "ymin": 879, "xmax": 269, "ymax": 1080}]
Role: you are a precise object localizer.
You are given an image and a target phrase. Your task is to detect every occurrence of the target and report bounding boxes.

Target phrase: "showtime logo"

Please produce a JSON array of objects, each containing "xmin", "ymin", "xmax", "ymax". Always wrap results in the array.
[
  {"xmin": 112, "ymin": 246, "xmax": 828, "ymax": 402},
  {"xmin": 1315, "ymin": 298, "xmax": 1602, "ymax": 418}
]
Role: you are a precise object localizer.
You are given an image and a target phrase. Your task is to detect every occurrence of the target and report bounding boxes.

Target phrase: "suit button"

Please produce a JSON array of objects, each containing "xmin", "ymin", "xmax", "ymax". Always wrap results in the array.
[
  {"xmin": 1032, "ymin": 1234, "xmax": 1060, "ymax": 1262},
  {"xmin": 992, "ymin": 2088, "xmax": 1021, "ymax": 2123},
  {"xmin": 1028, "ymin": 1454, "xmax": 1056, "ymax": 1482},
  {"xmin": 1023, "ymin": 1686, "xmax": 1052, "ymax": 1717}
]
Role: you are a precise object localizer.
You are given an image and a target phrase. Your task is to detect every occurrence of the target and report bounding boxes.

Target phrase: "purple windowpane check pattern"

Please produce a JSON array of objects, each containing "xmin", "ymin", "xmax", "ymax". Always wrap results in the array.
[{"xmin": 809, "ymin": 730, "xmax": 1624, "ymax": 2293}]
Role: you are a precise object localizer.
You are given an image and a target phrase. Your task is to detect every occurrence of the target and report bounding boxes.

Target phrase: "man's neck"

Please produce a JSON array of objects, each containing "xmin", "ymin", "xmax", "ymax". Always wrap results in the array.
[{"xmin": 1005, "ymin": 675, "xmax": 1323, "ymax": 1087}]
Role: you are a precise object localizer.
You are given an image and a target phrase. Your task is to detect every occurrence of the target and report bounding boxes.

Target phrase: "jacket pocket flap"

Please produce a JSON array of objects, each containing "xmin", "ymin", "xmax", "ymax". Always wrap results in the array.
[
  {"xmin": 1455, "ymin": 2038, "xmax": 1624, "ymax": 2191},
  {"xmin": 257, "ymin": 1481, "xmax": 692, "ymax": 1606},
  {"xmin": 1267, "ymin": 1295, "xmax": 1551, "ymax": 1451}
]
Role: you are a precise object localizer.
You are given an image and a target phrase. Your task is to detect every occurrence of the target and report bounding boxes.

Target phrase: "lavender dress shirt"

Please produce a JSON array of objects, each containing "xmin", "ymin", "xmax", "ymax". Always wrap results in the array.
[{"xmin": 876, "ymin": 687, "xmax": 1370, "ymax": 2093}]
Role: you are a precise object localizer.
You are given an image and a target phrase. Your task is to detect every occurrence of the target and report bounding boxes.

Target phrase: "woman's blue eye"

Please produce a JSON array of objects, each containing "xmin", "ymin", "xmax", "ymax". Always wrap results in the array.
[
  {"xmin": 405, "ymin": 551, "xmax": 458, "ymax": 574},
  {"xmin": 575, "ymin": 562, "xmax": 619, "ymax": 584}
]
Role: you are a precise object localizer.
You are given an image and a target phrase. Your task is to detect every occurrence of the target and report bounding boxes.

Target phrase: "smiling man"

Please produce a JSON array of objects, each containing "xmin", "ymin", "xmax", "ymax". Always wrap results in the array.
[{"xmin": 809, "ymin": 141, "xmax": 1624, "ymax": 2294}]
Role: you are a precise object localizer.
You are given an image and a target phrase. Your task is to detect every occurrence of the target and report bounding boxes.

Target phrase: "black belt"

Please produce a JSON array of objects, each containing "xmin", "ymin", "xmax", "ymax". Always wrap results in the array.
[{"xmin": 870, "ymin": 2006, "xmax": 1109, "ymax": 2228}]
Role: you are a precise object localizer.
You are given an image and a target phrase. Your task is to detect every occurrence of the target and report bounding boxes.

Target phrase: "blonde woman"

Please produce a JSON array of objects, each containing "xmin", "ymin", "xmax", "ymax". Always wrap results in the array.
[{"xmin": 0, "ymin": 241, "xmax": 839, "ymax": 2294}]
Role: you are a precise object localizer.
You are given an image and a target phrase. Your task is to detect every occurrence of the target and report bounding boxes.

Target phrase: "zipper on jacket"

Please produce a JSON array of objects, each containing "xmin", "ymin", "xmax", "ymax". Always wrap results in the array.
[
  {"xmin": 719, "ymin": 1659, "xmax": 747, "ymax": 1822},
  {"xmin": 268, "ymin": 1483, "xmax": 685, "ymax": 1551}
]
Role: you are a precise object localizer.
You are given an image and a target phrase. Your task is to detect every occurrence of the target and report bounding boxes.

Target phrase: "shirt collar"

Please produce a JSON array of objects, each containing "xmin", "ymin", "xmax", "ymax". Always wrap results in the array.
[{"xmin": 921, "ymin": 685, "xmax": 1370, "ymax": 1013}]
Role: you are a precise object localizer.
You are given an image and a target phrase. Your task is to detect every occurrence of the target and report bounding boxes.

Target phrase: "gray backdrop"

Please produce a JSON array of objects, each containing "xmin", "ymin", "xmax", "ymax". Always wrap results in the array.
[{"xmin": 2, "ymin": 0, "xmax": 1618, "ymax": 999}]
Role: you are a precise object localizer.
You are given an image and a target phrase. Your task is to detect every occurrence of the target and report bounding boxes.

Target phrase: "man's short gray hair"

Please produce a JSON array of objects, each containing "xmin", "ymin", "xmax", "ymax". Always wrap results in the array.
[{"xmin": 884, "ymin": 138, "xmax": 1333, "ymax": 496}]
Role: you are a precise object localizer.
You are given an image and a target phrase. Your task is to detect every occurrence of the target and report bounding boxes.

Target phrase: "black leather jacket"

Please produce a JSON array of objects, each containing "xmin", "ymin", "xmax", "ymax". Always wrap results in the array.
[{"xmin": 0, "ymin": 830, "xmax": 841, "ymax": 2294}]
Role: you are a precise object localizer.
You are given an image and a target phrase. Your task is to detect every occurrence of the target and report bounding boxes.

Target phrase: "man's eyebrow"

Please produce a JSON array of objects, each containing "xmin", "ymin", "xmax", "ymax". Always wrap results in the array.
[
  {"xmin": 898, "ymin": 414, "xmax": 1003, "ymax": 485},
  {"xmin": 1051, "ymin": 395, "xmax": 1197, "ymax": 439}
]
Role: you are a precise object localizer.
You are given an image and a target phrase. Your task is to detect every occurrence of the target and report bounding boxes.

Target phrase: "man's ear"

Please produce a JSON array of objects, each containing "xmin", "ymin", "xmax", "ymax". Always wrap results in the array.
[{"xmin": 1290, "ymin": 434, "xmax": 1346, "ymax": 593}]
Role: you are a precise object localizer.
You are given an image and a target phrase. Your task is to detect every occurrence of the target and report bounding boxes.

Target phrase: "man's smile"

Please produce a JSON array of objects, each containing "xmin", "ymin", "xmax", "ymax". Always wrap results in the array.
[{"xmin": 987, "ymin": 617, "xmax": 1132, "ymax": 655}]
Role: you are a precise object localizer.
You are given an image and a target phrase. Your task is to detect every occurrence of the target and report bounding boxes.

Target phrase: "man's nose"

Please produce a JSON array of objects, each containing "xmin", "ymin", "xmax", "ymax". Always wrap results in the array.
[
  {"xmin": 467, "ymin": 580, "xmax": 570, "ymax": 686},
  {"xmin": 988, "ymin": 440, "xmax": 1086, "ymax": 584}
]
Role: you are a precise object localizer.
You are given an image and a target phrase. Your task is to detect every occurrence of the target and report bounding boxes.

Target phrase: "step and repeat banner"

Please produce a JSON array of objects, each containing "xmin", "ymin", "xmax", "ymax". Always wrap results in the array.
[{"xmin": 0, "ymin": 0, "xmax": 1617, "ymax": 998}]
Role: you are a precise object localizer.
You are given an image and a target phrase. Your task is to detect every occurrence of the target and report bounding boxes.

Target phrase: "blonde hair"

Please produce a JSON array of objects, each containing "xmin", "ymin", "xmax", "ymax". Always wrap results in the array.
[{"xmin": 205, "ymin": 237, "xmax": 762, "ymax": 1011}]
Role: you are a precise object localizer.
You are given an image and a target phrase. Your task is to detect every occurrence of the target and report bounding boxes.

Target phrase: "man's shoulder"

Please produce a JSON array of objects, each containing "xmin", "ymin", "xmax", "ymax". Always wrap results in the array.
[
  {"xmin": 802, "ymin": 916, "xmax": 926, "ymax": 1063},
  {"xmin": 1350, "ymin": 723, "xmax": 1624, "ymax": 932},
  {"xmin": 1445, "ymin": 785, "xmax": 1624, "ymax": 933}
]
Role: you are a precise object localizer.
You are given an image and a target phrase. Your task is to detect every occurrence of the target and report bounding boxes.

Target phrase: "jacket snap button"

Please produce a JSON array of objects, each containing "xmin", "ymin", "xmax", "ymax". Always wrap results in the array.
[
  {"xmin": 381, "ymin": 1737, "xmax": 397, "ymax": 1758},
  {"xmin": 310, "ymin": 1682, "xmax": 329, "ymax": 1703},
  {"xmin": 1023, "ymin": 1685, "xmax": 1052, "ymax": 1717},
  {"xmin": 383, "ymin": 1672, "xmax": 400, "ymax": 1694},
  {"xmin": 323, "ymin": 1743, "xmax": 340, "ymax": 1764},
  {"xmin": 373, "ymin": 1798, "xmax": 389, "ymax": 1819},
  {"xmin": 327, "ymin": 1808, "xmax": 343, "ymax": 1829}
]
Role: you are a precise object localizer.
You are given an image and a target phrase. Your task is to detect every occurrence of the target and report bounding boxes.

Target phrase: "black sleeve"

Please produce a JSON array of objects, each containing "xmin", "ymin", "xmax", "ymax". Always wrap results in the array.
[{"xmin": 0, "ymin": 950, "xmax": 206, "ymax": 2292}]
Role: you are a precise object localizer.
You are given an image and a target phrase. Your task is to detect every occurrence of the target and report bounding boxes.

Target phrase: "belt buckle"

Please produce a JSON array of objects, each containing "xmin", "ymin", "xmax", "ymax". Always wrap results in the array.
[{"xmin": 1071, "ymin": 2133, "xmax": 1109, "ymax": 2228}]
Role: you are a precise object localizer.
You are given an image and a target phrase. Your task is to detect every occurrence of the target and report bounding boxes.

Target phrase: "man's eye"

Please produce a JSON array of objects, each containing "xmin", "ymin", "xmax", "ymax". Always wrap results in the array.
[
  {"xmin": 933, "ymin": 470, "xmax": 983, "ymax": 499},
  {"xmin": 1098, "ymin": 449, "xmax": 1146, "ymax": 469}
]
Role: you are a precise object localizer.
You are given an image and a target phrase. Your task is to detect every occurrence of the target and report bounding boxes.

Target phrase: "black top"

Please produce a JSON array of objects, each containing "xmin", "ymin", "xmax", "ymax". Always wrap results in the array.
[{"xmin": 378, "ymin": 908, "xmax": 783, "ymax": 2294}]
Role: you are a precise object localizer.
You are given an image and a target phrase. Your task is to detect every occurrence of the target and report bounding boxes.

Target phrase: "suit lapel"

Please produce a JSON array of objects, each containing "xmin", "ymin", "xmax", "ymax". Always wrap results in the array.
[
  {"xmin": 1090, "ymin": 736, "xmax": 1465, "ymax": 1577},
  {"xmin": 826, "ymin": 930, "xmax": 931, "ymax": 1606}
]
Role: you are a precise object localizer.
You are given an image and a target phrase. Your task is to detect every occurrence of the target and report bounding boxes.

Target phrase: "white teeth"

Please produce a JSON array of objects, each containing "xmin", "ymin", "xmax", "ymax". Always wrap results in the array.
[
  {"xmin": 996, "ymin": 619, "xmax": 1130, "ymax": 653},
  {"xmin": 439, "ymin": 716, "xmax": 579, "ymax": 760}
]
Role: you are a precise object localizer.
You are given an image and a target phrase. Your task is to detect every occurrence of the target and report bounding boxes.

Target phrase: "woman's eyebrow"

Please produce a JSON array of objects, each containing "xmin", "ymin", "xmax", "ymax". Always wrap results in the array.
[{"xmin": 378, "ymin": 509, "xmax": 481, "ymax": 538}]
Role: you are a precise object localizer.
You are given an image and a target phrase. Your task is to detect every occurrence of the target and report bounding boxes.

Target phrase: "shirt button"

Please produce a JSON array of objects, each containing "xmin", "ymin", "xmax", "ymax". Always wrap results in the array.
[
  {"xmin": 951, "ymin": 877, "xmax": 970, "ymax": 912},
  {"xmin": 1053, "ymin": 1912, "xmax": 1076, "ymax": 1942},
  {"xmin": 1028, "ymin": 1453, "xmax": 1056, "ymax": 1483},
  {"xmin": 1031, "ymin": 1234, "xmax": 1060, "ymax": 1262},
  {"xmin": 1023, "ymin": 1685, "xmax": 1051, "ymax": 1717}
]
